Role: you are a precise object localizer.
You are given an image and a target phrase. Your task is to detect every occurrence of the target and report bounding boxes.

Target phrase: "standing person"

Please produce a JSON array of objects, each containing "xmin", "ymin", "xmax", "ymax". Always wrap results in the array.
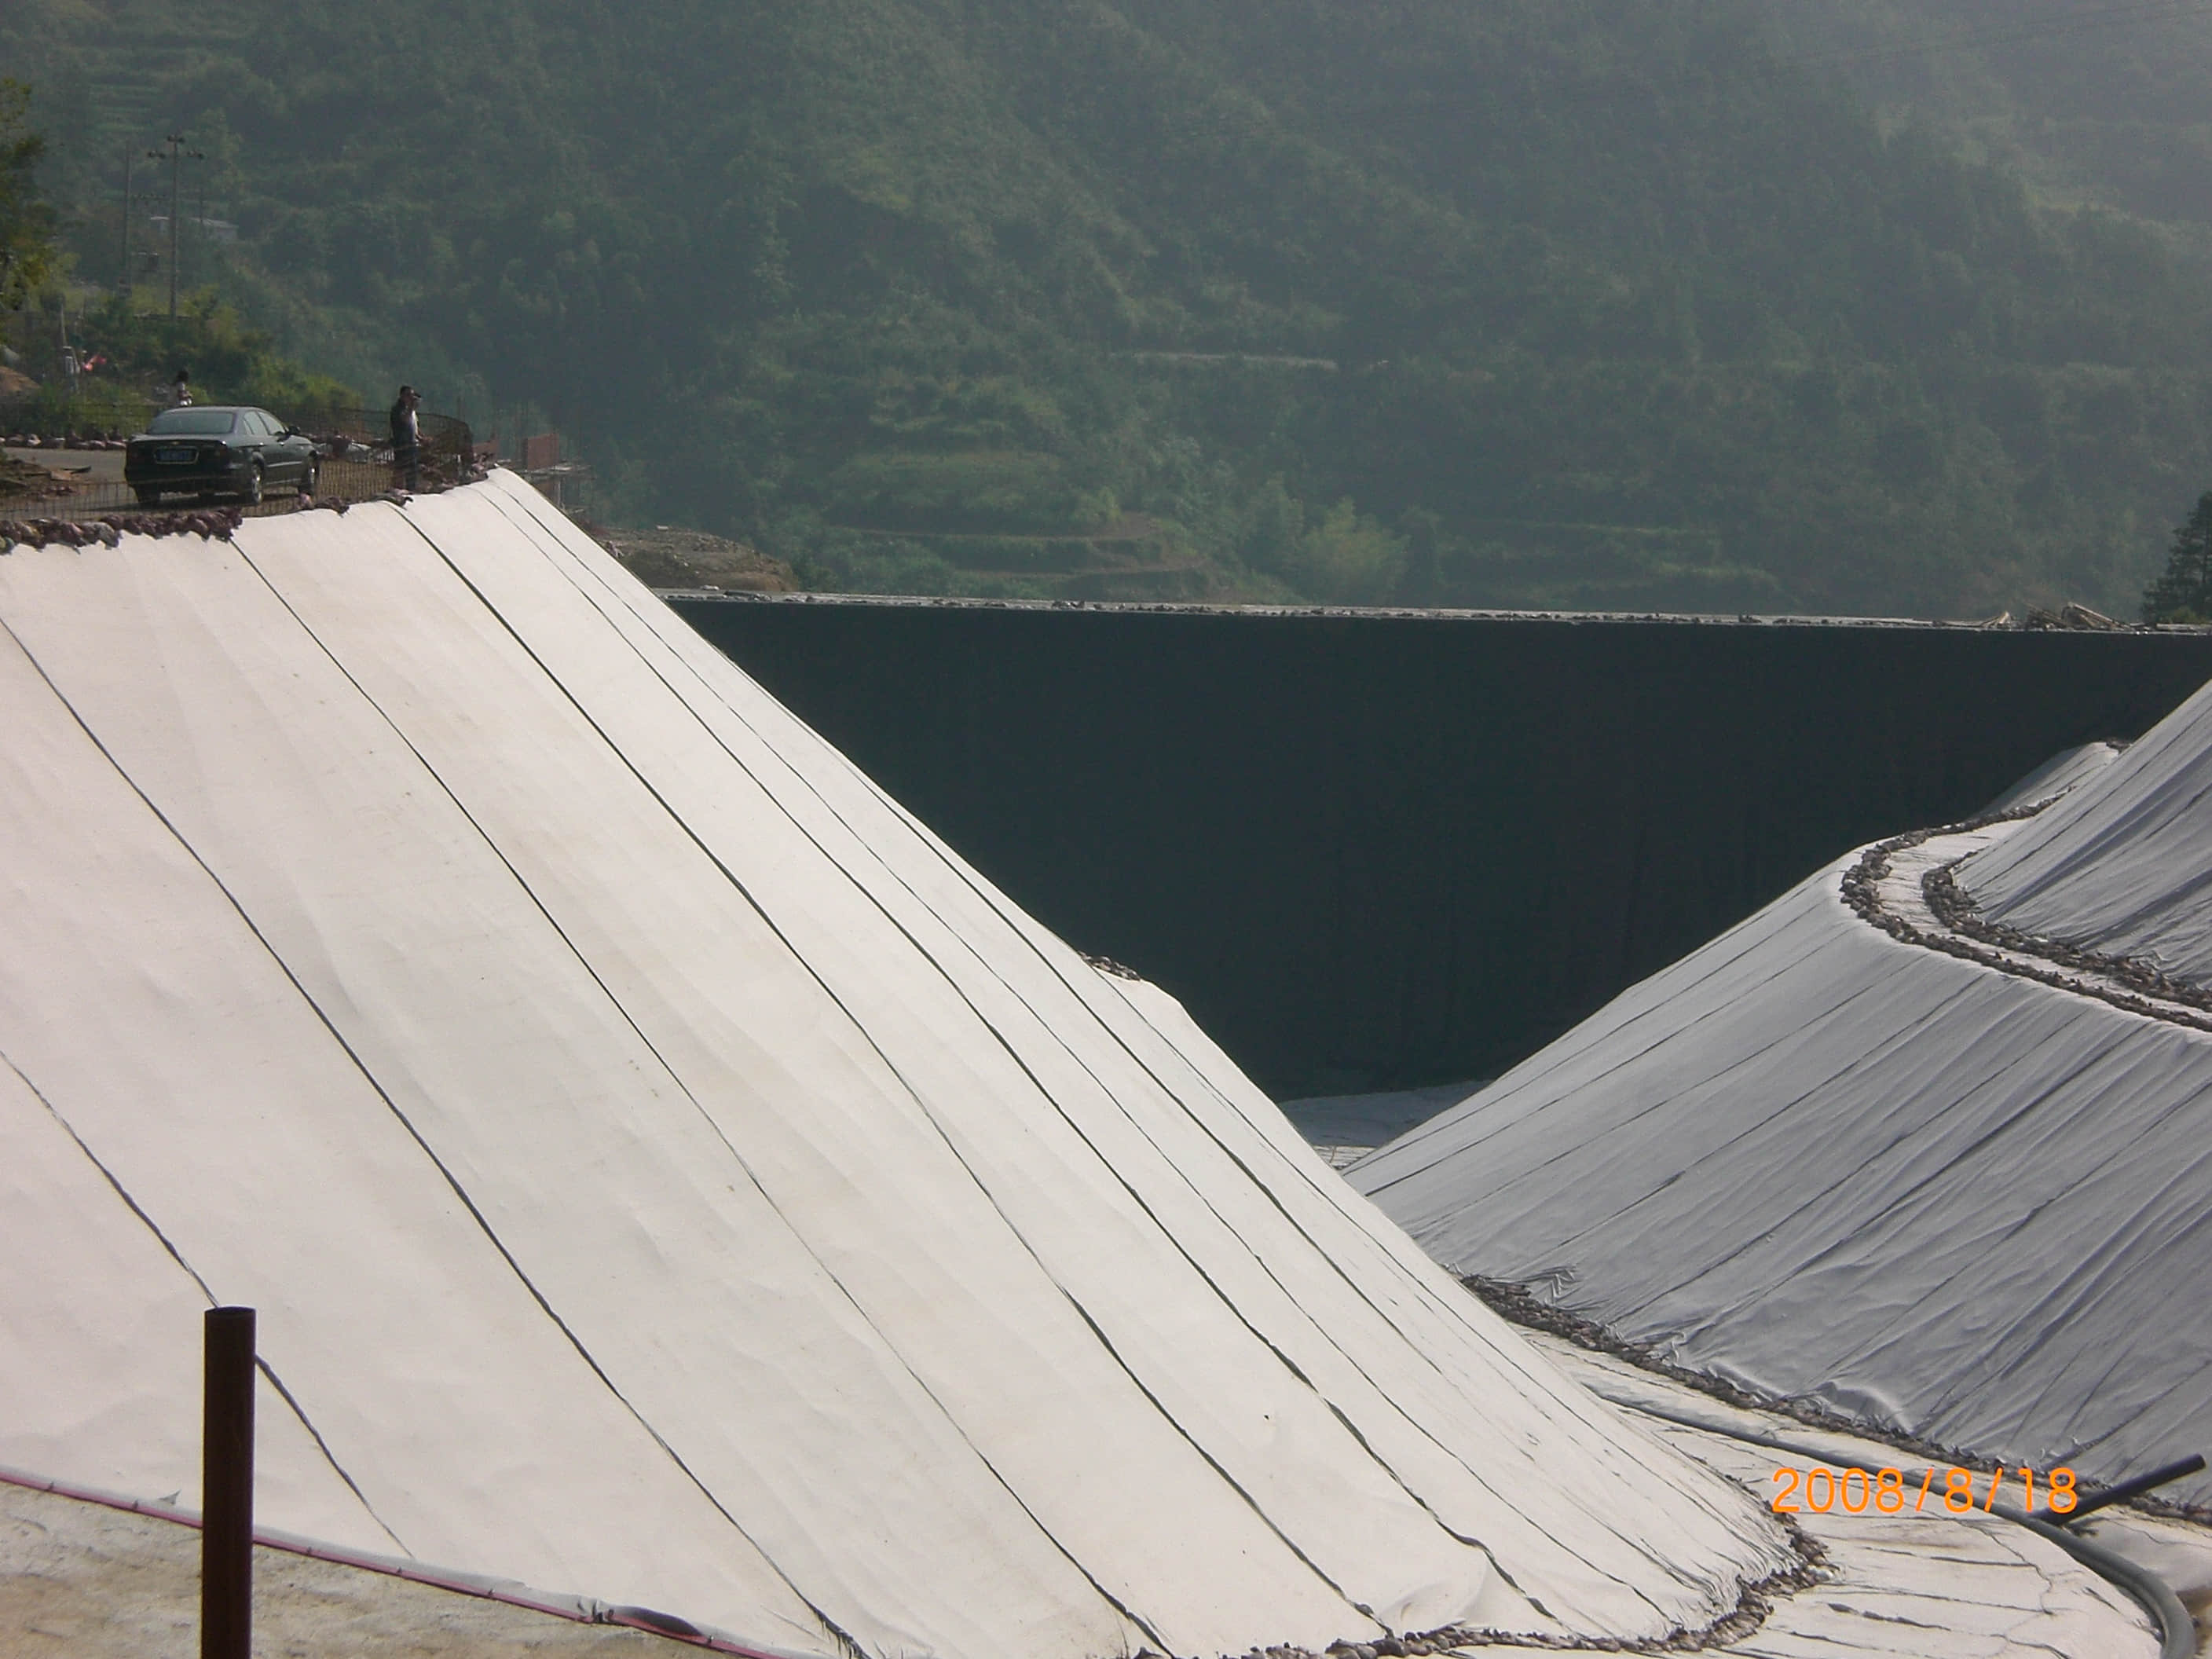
[
  {"xmin": 389, "ymin": 384, "xmax": 422, "ymax": 492},
  {"xmin": 168, "ymin": 368, "xmax": 192, "ymax": 407}
]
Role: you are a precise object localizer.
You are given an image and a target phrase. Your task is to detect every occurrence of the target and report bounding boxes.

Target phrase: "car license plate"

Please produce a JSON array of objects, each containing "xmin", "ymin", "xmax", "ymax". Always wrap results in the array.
[{"xmin": 156, "ymin": 447, "xmax": 196, "ymax": 464}]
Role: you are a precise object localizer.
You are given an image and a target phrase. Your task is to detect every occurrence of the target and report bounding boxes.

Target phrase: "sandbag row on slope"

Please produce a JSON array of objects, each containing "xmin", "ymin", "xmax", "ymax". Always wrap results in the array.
[
  {"xmin": 1967, "ymin": 679, "xmax": 2212, "ymax": 980},
  {"xmin": 1355, "ymin": 723, "xmax": 2212, "ymax": 1510}
]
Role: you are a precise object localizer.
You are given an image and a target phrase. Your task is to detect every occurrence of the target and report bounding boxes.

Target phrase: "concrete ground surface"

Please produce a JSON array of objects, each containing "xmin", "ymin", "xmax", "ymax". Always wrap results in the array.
[
  {"xmin": 1532, "ymin": 1331, "xmax": 2212, "ymax": 1659},
  {"xmin": 0, "ymin": 1481, "xmax": 676, "ymax": 1657},
  {"xmin": 10, "ymin": 1327, "xmax": 2207, "ymax": 1659},
  {"xmin": 3, "ymin": 446, "xmax": 126, "ymax": 482}
]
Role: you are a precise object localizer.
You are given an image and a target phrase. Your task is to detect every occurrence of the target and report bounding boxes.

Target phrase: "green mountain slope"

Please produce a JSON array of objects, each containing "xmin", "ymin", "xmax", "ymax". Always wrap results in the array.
[
  {"xmin": 9, "ymin": 0, "xmax": 2212, "ymax": 616},
  {"xmin": 1758, "ymin": 0, "xmax": 2212, "ymax": 233}
]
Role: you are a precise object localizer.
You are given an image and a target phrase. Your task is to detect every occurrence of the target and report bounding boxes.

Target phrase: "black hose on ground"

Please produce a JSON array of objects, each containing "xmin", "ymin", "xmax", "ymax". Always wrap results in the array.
[
  {"xmin": 1599, "ymin": 1393, "xmax": 2197, "ymax": 1659},
  {"xmin": 2070, "ymin": 1456, "xmax": 2210, "ymax": 1525}
]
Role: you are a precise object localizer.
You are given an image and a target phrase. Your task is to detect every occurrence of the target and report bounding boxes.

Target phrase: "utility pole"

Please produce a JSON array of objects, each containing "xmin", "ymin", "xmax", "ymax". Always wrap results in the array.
[
  {"xmin": 119, "ymin": 145, "xmax": 133, "ymax": 299},
  {"xmin": 147, "ymin": 134, "xmax": 205, "ymax": 318}
]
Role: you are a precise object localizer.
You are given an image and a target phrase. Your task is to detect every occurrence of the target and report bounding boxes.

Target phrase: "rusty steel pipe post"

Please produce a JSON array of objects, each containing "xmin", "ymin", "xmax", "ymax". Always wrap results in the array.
[{"xmin": 201, "ymin": 1306, "xmax": 255, "ymax": 1659}]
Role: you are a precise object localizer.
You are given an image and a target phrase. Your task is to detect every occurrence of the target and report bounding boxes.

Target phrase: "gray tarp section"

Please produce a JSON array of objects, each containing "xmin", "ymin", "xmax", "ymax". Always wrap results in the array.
[
  {"xmin": 1355, "ymin": 714, "xmax": 2212, "ymax": 1507},
  {"xmin": 1970, "ymin": 683, "xmax": 2212, "ymax": 977}
]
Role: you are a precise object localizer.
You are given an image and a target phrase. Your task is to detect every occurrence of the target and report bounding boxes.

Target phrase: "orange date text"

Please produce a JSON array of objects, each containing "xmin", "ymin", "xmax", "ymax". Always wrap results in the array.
[{"xmin": 1770, "ymin": 1465, "xmax": 2078, "ymax": 1517}]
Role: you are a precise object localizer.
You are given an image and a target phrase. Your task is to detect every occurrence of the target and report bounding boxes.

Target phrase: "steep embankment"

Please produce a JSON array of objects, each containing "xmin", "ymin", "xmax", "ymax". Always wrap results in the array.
[
  {"xmin": 1354, "ymin": 715, "xmax": 2212, "ymax": 1510},
  {"xmin": 1962, "ymin": 686, "xmax": 2212, "ymax": 976},
  {"xmin": 0, "ymin": 471, "xmax": 1804, "ymax": 1657}
]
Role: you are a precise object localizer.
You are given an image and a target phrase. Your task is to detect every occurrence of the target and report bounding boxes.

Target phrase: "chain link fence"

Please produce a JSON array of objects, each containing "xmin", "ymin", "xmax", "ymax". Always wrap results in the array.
[{"xmin": 2, "ymin": 396, "xmax": 479, "ymax": 521}]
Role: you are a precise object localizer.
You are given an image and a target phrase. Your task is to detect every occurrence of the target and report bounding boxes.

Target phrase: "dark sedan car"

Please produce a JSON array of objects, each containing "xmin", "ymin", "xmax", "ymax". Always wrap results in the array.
[{"xmin": 125, "ymin": 405, "xmax": 319, "ymax": 505}]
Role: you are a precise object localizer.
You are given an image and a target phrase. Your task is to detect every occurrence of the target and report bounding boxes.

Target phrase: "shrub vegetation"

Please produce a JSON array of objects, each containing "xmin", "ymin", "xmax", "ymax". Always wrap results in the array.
[{"xmin": 10, "ymin": 1, "xmax": 2212, "ymax": 613}]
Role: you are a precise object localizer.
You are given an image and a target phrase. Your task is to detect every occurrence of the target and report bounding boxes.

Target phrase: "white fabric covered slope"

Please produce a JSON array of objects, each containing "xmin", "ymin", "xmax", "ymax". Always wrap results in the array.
[
  {"xmin": 1967, "ymin": 681, "xmax": 2212, "ymax": 977},
  {"xmin": 1354, "ymin": 717, "xmax": 2212, "ymax": 1510},
  {"xmin": 0, "ymin": 472, "xmax": 1792, "ymax": 1659}
]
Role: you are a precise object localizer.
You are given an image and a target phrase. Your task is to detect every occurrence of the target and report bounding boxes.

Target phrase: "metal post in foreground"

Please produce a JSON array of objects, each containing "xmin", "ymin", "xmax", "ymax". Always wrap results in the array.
[{"xmin": 202, "ymin": 1306, "xmax": 255, "ymax": 1659}]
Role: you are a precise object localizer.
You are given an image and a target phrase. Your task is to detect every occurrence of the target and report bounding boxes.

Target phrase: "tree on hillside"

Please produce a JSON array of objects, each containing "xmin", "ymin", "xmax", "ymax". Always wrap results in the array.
[
  {"xmin": 0, "ymin": 79, "xmax": 56, "ymax": 311},
  {"xmin": 18, "ymin": 2, "xmax": 2212, "ymax": 613},
  {"xmin": 2142, "ymin": 492, "xmax": 2212, "ymax": 623}
]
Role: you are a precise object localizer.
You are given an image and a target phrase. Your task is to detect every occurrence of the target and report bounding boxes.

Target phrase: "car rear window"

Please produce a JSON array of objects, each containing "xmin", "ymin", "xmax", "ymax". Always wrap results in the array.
[{"xmin": 147, "ymin": 409, "xmax": 240, "ymax": 435}]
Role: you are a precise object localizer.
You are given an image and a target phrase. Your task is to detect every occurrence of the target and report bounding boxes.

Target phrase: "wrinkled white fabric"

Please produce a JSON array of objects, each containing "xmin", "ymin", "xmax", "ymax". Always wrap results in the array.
[{"xmin": 0, "ymin": 474, "xmax": 1790, "ymax": 1659}]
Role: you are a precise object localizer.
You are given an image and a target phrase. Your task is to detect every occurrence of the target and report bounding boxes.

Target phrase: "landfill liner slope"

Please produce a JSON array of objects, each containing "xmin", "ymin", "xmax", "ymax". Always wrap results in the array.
[
  {"xmin": 1967, "ymin": 676, "xmax": 2212, "ymax": 980},
  {"xmin": 0, "ymin": 472, "xmax": 1792, "ymax": 1659},
  {"xmin": 1354, "ymin": 701, "xmax": 2212, "ymax": 1512}
]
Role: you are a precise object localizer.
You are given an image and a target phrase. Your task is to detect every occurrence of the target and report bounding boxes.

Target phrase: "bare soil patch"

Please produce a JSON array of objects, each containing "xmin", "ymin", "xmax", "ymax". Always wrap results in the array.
[
  {"xmin": 595, "ymin": 524, "xmax": 797, "ymax": 592},
  {"xmin": 0, "ymin": 456, "xmax": 71, "ymax": 507}
]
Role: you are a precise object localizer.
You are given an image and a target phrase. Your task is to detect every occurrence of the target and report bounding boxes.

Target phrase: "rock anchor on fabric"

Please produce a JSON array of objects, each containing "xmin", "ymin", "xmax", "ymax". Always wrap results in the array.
[{"xmin": 1355, "ymin": 714, "xmax": 2212, "ymax": 1511}]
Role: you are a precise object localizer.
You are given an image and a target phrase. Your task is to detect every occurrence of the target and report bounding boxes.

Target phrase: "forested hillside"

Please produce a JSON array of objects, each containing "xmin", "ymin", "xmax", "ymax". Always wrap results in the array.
[
  {"xmin": 1760, "ymin": 1, "xmax": 2212, "ymax": 235},
  {"xmin": 9, "ymin": 0, "xmax": 2212, "ymax": 616}
]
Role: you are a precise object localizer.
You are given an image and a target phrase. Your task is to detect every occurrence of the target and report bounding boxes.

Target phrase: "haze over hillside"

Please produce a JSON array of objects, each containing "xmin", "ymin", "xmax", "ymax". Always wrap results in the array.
[
  {"xmin": 10, "ymin": 0, "xmax": 2212, "ymax": 616},
  {"xmin": 1761, "ymin": 0, "xmax": 2212, "ymax": 233}
]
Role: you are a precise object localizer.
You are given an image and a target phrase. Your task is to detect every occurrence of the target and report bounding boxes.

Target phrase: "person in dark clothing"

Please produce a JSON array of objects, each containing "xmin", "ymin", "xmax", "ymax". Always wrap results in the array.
[{"xmin": 389, "ymin": 384, "xmax": 422, "ymax": 491}]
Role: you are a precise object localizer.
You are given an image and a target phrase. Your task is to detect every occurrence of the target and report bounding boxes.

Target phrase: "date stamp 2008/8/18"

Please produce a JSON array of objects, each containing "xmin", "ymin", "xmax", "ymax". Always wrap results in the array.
[{"xmin": 1771, "ymin": 1466, "xmax": 2077, "ymax": 1517}]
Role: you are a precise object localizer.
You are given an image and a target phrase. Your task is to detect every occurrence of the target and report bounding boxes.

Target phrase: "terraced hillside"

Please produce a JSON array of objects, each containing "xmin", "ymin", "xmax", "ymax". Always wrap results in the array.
[{"xmin": 10, "ymin": 0, "xmax": 2212, "ymax": 613}]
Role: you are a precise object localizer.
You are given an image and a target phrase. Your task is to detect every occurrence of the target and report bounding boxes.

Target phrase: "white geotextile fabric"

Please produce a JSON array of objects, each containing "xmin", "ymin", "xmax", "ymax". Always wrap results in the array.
[
  {"xmin": 0, "ymin": 473, "xmax": 1791, "ymax": 1659},
  {"xmin": 1966, "ymin": 680, "xmax": 2212, "ymax": 979},
  {"xmin": 1354, "ymin": 740, "xmax": 2212, "ymax": 1509}
]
